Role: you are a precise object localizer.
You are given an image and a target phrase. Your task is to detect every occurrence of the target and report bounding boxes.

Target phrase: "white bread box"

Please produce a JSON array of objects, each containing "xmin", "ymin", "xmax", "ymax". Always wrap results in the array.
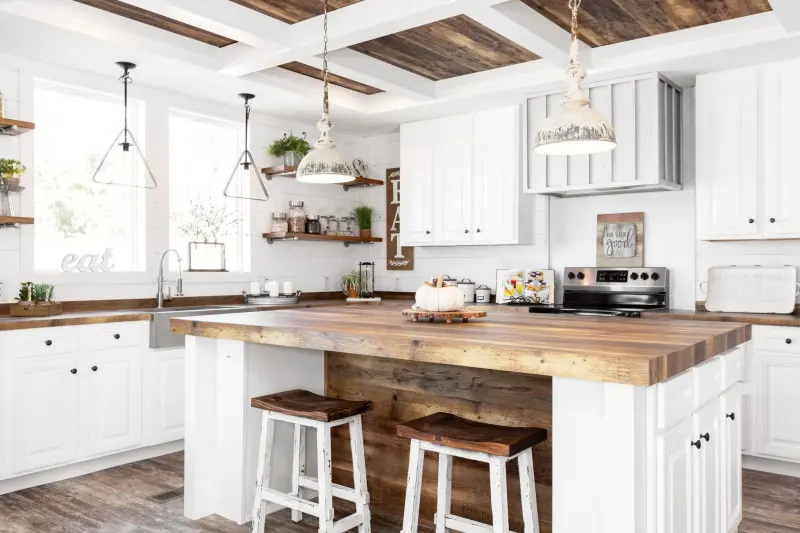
[{"xmin": 703, "ymin": 266, "xmax": 799, "ymax": 314}]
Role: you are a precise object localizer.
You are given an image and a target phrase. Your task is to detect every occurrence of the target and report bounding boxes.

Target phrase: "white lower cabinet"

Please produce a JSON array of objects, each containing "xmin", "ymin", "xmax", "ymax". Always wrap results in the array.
[
  {"xmin": 692, "ymin": 398, "xmax": 721, "ymax": 533},
  {"xmin": 720, "ymin": 385, "xmax": 743, "ymax": 533},
  {"xmin": 143, "ymin": 348, "xmax": 185, "ymax": 446},
  {"xmin": 755, "ymin": 349, "xmax": 800, "ymax": 461},
  {"xmin": 657, "ymin": 418, "xmax": 694, "ymax": 533}
]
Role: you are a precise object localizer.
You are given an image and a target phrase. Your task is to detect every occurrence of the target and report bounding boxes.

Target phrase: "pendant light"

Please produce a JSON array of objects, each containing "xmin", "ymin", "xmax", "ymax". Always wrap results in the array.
[
  {"xmin": 223, "ymin": 93, "xmax": 270, "ymax": 201},
  {"xmin": 92, "ymin": 62, "xmax": 157, "ymax": 188},
  {"xmin": 534, "ymin": 0, "xmax": 616, "ymax": 156},
  {"xmin": 295, "ymin": 0, "xmax": 355, "ymax": 184}
]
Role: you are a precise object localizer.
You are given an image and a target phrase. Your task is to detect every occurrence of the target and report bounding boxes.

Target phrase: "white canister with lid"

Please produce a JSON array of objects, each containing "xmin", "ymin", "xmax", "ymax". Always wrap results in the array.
[
  {"xmin": 476, "ymin": 284, "xmax": 492, "ymax": 303},
  {"xmin": 457, "ymin": 278, "xmax": 476, "ymax": 303}
]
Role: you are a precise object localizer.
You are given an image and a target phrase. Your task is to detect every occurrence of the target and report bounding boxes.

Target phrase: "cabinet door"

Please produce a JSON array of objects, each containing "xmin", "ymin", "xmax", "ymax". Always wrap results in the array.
[
  {"xmin": 692, "ymin": 398, "xmax": 722, "ymax": 533},
  {"xmin": 143, "ymin": 348, "xmax": 185, "ymax": 446},
  {"xmin": 433, "ymin": 114, "xmax": 473, "ymax": 245},
  {"xmin": 472, "ymin": 106, "xmax": 520, "ymax": 245},
  {"xmin": 82, "ymin": 346, "xmax": 142, "ymax": 458},
  {"xmin": 696, "ymin": 68, "xmax": 759, "ymax": 240},
  {"xmin": 762, "ymin": 61, "xmax": 800, "ymax": 237},
  {"xmin": 9, "ymin": 354, "xmax": 80, "ymax": 474},
  {"xmin": 399, "ymin": 121, "xmax": 435, "ymax": 246},
  {"xmin": 657, "ymin": 418, "xmax": 694, "ymax": 533},
  {"xmin": 720, "ymin": 385, "xmax": 743, "ymax": 533},
  {"xmin": 755, "ymin": 351, "xmax": 800, "ymax": 460}
]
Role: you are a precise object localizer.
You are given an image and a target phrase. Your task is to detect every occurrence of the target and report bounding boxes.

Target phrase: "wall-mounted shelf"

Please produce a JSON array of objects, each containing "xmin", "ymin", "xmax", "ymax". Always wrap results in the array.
[
  {"xmin": 261, "ymin": 166, "xmax": 383, "ymax": 191},
  {"xmin": 0, "ymin": 118, "xmax": 35, "ymax": 136},
  {"xmin": 263, "ymin": 231, "xmax": 382, "ymax": 247},
  {"xmin": 0, "ymin": 216, "xmax": 34, "ymax": 228}
]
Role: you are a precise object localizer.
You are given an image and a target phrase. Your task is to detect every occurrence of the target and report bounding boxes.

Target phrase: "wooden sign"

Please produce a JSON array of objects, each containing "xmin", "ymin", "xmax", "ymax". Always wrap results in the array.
[
  {"xmin": 596, "ymin": 212, "xmax": 644, "ymax": 267},
  {"xmin": 386, "ymin": 167, "xmax": 414, "ymax": 271}
]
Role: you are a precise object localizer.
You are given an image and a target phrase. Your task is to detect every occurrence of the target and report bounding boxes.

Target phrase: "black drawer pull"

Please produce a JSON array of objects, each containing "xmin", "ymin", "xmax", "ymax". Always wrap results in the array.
[
  {"xmin": 787, "ymin": 338, "xmax": 793, "ymax": 344},
  {"xmin": 91, "ymin": 366, "xmax": 98, "ymax": 372},
  {"xmin": 691, "ymin": 439, "xmax": 702, "ymax": 449},
  {"xmin": 114, "ymin": 334, "xmax": 120, "ymax": 339},
  {"xmin": 70, "ymin": 368, "xmax": 77, "ymax": 375},
  {"xmin": 425, "ymin": 230, "xmax": 430, "ymax": 235},
  {"xmin": 45, "ymin": 340, "xmax": 52, "ymax": 346},
  {"xmin": 726, "ymin": 413, "xmax": 735, "ymax": 421},
  {"xmin": 770, "ymin": 218, "xmax": 776, "ymax": 223},
  {"xmin": 748, "ymin": 218, "xmax": 755, "ymax": 223},
  {"xmin": 701, "ymin": 433, "xmax": 710, "ymax": 442}
]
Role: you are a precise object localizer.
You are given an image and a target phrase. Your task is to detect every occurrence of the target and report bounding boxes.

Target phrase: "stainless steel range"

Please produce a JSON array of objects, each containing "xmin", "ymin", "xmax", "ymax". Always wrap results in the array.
[{"xmin": 528, "ymin": 267, "xmax": 669, "ymax": 317}]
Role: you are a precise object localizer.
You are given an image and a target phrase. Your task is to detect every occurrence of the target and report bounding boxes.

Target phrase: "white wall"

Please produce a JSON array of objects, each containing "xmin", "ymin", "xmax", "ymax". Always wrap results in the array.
[{"xmin": 0, "ymin": 52, "xmax": 372, "ymax": 302}]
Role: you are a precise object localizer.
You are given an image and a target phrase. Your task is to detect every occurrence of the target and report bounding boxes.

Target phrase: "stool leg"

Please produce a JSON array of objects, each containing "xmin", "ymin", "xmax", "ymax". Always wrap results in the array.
[
  {"xmin": 291, "ymin": 424, "xmax": 306, "ymax": 523},
  {"xmin": 349, "ymin": 416, "xmax": 371, "ymax": 533},
  {"xmin": 401, "ymin": 439, "xmax": 425, "ymax": 533},
  {"xmin": 317, "ymin": 423, "xmax": 335, "ymax": 533},
  {"xmin": 489, "ymin": 456, "xmax": 509, "ymax": 533},
  {"xmin": 518, "ymin": 449, "xmax": 540, "ymax": 533},
  {"xmin": 435, "ymin": 453, "xmax": 452, "ymax": 533},
  {"xmin": 252, "ymin": 412, "xmax": 275, "ymax": 533}
]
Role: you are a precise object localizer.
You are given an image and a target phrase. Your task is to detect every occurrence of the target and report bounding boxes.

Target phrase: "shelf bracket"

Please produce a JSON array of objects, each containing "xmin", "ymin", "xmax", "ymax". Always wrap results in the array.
[
  {"xmin": 0, "ymin": 223, "xmax": 21, "ymax": 229},
  {"xmin": 267, "ymin": 238, "xmax": 274, "ymax": 244},
  {"xmin": 344, "ymin": 242, "xmax": 350, "ymax": 247}
]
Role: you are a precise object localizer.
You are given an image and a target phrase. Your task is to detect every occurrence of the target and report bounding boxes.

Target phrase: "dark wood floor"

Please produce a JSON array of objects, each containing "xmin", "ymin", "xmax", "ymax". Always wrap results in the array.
[{"xmin": 0, "ymin": 452, "xmax": 797, "ymax": 532}]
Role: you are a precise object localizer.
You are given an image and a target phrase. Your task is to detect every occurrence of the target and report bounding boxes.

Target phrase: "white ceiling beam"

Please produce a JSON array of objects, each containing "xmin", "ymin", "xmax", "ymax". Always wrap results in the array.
[
  {"xmin": 467, "ymin": 0, "xmax": 589, "ymax": 67},
  {"xmin": 244, "ymin": 70, "xmax": 367, "ymax": 113},
  {"xmin": 770, "ymin": 0, "xmax": 800, "ymax": 33}
]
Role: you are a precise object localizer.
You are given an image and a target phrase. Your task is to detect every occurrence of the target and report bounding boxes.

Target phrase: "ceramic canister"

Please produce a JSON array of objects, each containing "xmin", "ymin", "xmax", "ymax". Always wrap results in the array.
[
  {"xmin": 476, "ymin": 284, "xmax": 492, "ymax": 303},
  {"xmin": 458, "ymin": 278, "xmax": 476, "ymax": 303}
]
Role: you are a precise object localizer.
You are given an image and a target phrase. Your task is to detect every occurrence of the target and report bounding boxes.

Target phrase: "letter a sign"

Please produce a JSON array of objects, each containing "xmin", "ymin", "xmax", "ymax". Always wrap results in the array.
[{"xmin": 386, "ymin": 167, "xmax": 414, "ymax": 271}]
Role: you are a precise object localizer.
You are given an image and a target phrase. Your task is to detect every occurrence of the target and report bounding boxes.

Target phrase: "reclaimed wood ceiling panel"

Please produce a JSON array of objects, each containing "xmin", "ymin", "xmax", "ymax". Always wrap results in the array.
[
  {"xmin": 351, "ymin": 16, "xmax": 540, "ymax": 81},
  {"xmin": 278, "ymin": 62, "xmax": 383, "ymax": 95},
  {"xmin": 73, "ymin": 0, "xmax": 236, "ymax": 47},
  {"xmin": 230, "ymin": 0, "xmax": 361, "ymax": 24},
  {"xmin": 521, "ymin": 0, "xmax": 773, "ymax": 47}
]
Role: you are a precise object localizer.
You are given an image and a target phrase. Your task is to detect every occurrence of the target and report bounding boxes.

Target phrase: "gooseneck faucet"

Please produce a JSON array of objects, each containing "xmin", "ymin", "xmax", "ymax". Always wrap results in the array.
[{"xmin": 157, "ymin": 248, "xmax": 184, "ymax": 308}]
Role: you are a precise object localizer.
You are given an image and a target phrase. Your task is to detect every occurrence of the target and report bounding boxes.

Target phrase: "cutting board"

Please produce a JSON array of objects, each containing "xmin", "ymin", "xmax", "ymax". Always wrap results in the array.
[{"xmin": 703, "ymin": 266, "xmax": 799, "ymax": 314}]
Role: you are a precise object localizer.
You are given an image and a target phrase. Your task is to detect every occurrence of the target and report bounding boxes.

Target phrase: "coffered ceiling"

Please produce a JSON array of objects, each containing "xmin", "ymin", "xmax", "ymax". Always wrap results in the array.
[{"xmin": 230, "ymin": 0, "xmax": 360, "ymax": 24}]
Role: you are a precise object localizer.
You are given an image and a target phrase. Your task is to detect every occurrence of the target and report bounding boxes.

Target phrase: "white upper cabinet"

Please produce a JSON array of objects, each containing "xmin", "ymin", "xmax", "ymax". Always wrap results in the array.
[
  {"xmin": 697, "ymin": 59, "xmax": 800, "ymax": 240},
  {"xmin": 526, "ymin": 73, "xmax": 683, "ymax": 197},
  {"xmin": 400, "ymin": 105, "xmax": 530, "ymax": 247}
]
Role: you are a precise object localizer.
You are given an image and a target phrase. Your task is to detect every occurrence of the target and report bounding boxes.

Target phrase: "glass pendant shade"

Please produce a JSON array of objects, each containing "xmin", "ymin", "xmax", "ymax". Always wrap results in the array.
[{"xmin": 534, "ymin": 101, "xmax": 617, "ymax": 155}]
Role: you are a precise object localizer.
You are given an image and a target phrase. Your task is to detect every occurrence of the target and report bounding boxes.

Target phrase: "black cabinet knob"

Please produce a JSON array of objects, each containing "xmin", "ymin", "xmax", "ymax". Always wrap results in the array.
[
  {"xmin": 114, "ymin": 334, "xmax": 120, "ymax": 339},
  {"xmin": 726, "ymin": 412, "xmax": 735, "ymax": 421},
  {"xmin": 425, "ymin": 230, "xmax": 430, "ymax": 235},
  {"xmin": 787, "ymin": 338, "xmax": 793, "ymax": 344},
  {"xmin": 45, "ymin": 340, "xmax": 52, "ymax": 346},
  {"xmin": 464, "ymin": 229, "xmax": 469, "ymax": 234},
  {"xmin": 476, "ymin": 229, "xmax": 481, "ymax": 233},
  {"xmin": 748, "ymin": 218, "xmax": 755, "ymax": 223},
  {"xmin": 691, "ymin": 439, "xmax": 702, "ymax": 449},
  {"xmin": 91, "ymin": 366, "xmax": 98, "ymax": 372},
  {"xmin": 701, "ymin": 433, "xmax": 710, "ymax": 442},
  {"xmin": 70, "ymin": 368, "xmax": 77, "ymax": 375},
  {"xmin": 770, "ymin": 218, "xmax": 776, "ymax": 223}
]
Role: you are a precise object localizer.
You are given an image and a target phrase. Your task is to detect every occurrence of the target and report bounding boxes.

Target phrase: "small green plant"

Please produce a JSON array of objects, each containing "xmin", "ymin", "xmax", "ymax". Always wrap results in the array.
[
  {"xmin": 0, "ymin": 158, "xmax": 26, "ymax": 177},
  {"xmin": 18, "ymin": 282, "xmax": 55, "ymax": 302},
  {"xmin": 351, "ymin": 204, "xmax": 376, "ymax": 230},
  {"xmin": 340, "ymin": 269, "xmax": 365, "ymax": 297},
  {"xmin": 267, "ymin": 133, "xmax": 311, "ymax": 158}
]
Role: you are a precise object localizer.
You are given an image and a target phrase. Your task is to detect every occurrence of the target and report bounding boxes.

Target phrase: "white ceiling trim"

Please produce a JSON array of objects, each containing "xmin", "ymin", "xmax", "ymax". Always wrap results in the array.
[{"xmin": 767, "ymin": 0, "xmax": 800, "ymax": 33}]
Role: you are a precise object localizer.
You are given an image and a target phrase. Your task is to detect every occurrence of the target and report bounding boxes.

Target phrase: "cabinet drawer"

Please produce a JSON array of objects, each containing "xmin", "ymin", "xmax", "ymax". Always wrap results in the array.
[
  {"xmin": 657, "ymin": 368, "xmax": 694, "ymax": 430},
  {"xmin": 79, "ymin": 322, "xmax": 147, "ymax": 350},
  {"xmin": 753, "ymin": 325, "xmax": 800, "ymax": 354},
  {"xmin": 693, "ymin": 357, "xmax": 722, "ymax": 410},
  {"xmin": 2, "ymin": 328, "xmax": 77, "ymax": 358},
  {"xmin": 720, "ymin": 345, "xmax": 745, "ymax": 390}
]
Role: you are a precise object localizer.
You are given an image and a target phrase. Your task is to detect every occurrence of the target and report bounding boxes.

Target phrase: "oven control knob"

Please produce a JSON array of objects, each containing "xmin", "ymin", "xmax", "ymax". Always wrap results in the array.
[
  {"xmin": 576, "ymin": 272, "xmax": 585, "ymax": 280},
  {"xmin": 641, "ymin": 273, "xmax": 650, "ymax": 281},
  {"xmin": 651, "ymin": 272, "xmax": 660, "ymax": 281},
  {"xmin": 567, "ymin": 272, "xmax": 576, "ymax": 280},
  {"xmin": 630, "ymin": 272, "xmax": 639, "ymax": 280}
]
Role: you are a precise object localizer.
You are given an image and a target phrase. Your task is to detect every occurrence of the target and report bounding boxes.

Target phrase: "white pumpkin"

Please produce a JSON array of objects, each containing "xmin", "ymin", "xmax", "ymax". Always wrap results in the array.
[{"xmin": 415, "ymin": 275, "xmax": 465, "ymax": 312}]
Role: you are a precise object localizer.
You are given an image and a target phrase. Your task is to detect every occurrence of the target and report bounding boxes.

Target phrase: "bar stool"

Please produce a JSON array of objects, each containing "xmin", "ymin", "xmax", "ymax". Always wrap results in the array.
[
  {"xmin": 250, "ymin": 389, "xmax": 373, "ymax": 533},
  {"xmin": 397, "ymin": 412, "xmax": 547, "ymax": 533}
]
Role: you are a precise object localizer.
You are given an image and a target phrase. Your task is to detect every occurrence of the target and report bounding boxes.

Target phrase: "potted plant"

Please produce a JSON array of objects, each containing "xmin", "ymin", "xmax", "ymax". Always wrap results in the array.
[
  {"xmin": 351, "ymin": 204, "xmax": 376, "ymax": 238},
  {"xmin": 0, "ymin": 158, "xmax": 26, "ymax": 182},
  {"xmin": 267, "ymin": 133, "xmax": 311, "ymax": 167},
  {"xmin": 11, "ymin": 282, "xmax": 61, "ymax": 316},
  {"xmin": 171, "ymin": 200, "xmax": 244, "ymax": 271},
  {"xmin": 341, "ymin": 270, "xmax": 363, "ymax": 299}
]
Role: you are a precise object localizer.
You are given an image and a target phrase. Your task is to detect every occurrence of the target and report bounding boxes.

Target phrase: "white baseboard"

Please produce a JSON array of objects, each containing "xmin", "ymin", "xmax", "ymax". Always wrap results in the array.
[
  {"xmin": 743, "ymin": 453, "xmax": 800, "ymax": 478},
  {"xmin": 0, "ymin": 440, "xmax": 184, "ymax": 496}
]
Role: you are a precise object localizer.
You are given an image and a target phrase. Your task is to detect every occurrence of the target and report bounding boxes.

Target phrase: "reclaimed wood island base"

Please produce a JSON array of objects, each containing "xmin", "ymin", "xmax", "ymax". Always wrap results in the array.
[{"xmin": 171, "ymin": 303, "xmax": 751, "ymax": 533}]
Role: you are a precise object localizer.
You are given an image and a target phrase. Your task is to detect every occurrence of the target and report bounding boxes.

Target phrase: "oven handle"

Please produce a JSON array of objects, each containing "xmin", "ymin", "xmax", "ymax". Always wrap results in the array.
[{"xmin": 572, "ymin": 311, "xmax": 635, "ymax": 317}]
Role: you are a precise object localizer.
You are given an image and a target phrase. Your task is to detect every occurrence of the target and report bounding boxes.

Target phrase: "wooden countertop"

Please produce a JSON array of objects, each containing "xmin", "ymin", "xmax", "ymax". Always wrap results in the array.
[
  {"xmin": 170, "ymin": 301, "xmax": 751, "ymax": 386},
  {"xmin": 642, "ymin": 309, "xmax": 800, "ymax": 327}
]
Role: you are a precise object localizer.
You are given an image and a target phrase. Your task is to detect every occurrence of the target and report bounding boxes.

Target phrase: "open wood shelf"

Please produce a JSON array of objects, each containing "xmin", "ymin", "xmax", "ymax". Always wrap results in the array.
[
  {"xmin": 263, "ymin": 232, "xmax": 382, "ymax": 247},
  {"xmin": 0, "ymin": 118, "xmax": 35, "ymax": 136},
  {"xmin": 0, "ymin": 216, "xmax": 34, "ymax": 228},
  {"xmin": 261, "ymin": 166, "xmax": 383, "ymax": 191}
]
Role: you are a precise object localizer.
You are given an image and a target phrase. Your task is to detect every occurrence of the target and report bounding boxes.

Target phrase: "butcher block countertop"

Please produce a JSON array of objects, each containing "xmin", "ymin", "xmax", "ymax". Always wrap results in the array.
[
  {"xmin": 171, "ymin": 301, "xmax": 751, "ymax": 386},
  {"xmin": 643, "ymin": 309, "xmax": 800, "ymax": 327}
]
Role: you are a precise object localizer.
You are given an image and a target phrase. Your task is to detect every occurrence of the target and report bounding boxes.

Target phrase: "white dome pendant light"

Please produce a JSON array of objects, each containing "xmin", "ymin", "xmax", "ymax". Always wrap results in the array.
[
  {"xmin": 296, "ymin": 0, "xmax": 355, "ymax": 184},
  {"xmin": 534, "ymin": 0, "xmax": 616, "ymax": 156}
]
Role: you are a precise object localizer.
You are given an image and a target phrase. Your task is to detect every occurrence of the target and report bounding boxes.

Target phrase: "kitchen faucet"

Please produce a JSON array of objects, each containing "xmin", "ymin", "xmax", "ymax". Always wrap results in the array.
[{"xmin": 157, "ymin": 248, "xmax": 184, "ymax": 308}]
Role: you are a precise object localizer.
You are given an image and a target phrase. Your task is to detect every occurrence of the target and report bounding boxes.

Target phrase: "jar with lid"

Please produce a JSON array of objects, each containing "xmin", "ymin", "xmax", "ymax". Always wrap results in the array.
[
  {"xmin": 271, "ymin": 212, "xmax": 289, "ymax": 233},
  {"xmin": 288, "ymin": 201, "xmax": 307, "ymax": 233},
  {"xmin": 306, "ymin": 214, "xmax": 321, "ymax": 234}
]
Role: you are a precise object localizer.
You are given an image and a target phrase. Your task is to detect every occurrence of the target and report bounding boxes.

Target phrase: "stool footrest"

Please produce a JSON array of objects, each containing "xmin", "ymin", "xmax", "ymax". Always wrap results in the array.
[
  {"xmin": 332, "ymin": 511, "xmax": 364, "ymax": 533},
  {"xmin": 298, "ymin": 475, "xmax": 359, "ymax": 503},
  {"xmin": 445, "ymin": 514, "xmax": 517, "ymax": 533},
  {"xmin": 261, "ymin": 488, "xmax": 319, "ymax": 516}
]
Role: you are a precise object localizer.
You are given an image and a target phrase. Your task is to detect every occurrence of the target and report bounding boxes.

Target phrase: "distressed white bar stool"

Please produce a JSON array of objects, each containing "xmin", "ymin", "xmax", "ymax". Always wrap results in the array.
[
  {"xmin": 397, "ymin": 412, "xmax": 547, "ymax": 533},
  {"xmin": 250, "ymin": 389, "xmax": 373, "ymax": 533}
]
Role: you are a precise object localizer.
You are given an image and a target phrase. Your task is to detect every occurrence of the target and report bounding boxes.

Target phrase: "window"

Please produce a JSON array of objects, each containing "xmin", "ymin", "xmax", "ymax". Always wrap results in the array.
[
  {"xmin": 168, "ymin": 110, "xmax": 250, "ymax": 273},
  {"xmin": 33, "ymin": 80, "xmax": 145, "ymax": 272}
]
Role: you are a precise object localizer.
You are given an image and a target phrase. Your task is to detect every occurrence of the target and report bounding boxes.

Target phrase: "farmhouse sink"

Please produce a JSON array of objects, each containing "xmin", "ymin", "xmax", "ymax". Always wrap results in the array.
[{"xmin": 149, "ymin": 305, "xmax": 252, "ymax": 349}]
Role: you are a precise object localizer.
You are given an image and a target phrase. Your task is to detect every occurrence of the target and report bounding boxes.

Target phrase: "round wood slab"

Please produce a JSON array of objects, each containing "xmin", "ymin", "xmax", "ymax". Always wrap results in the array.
[{"xmin": 402, "ymin": 308, "xmax": 488, "ymax": 324}]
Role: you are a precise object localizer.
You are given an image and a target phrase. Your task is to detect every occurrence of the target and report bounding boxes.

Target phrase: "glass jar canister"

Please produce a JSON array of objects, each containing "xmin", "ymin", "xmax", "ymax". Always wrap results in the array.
[
  {"xmin": 288, "ymin": 201, "xmax": 307, "ymax": 233},
  {"xmin": 306, "ymin": 214, "xmax": 321, "ymax": 234},
  {"xmin": 271, "ymin": 212, "xmax": 289, "ymax": 233}
]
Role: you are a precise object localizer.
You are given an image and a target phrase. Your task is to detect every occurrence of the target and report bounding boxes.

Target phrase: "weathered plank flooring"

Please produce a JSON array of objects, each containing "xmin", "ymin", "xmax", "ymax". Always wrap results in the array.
[{"xmin": 0, "ymin": 452, "xmax": 797, "ymax": 532}]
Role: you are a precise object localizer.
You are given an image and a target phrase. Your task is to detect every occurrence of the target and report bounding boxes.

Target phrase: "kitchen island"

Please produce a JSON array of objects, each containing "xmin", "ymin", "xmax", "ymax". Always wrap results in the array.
[{"xmin": 171, "ymin": 302, "xmax": 751, "ymax": 533}]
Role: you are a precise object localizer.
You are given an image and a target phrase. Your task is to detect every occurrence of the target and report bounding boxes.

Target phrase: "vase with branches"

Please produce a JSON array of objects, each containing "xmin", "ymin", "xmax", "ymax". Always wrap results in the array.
[{"xmin": 171, "ymin": 200, "xmax": 244, "ymax": 271}]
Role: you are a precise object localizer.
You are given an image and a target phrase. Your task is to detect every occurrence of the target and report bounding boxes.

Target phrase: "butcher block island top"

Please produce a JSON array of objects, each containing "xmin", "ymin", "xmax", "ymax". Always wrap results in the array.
[{"xmin": 170, "ymin": 301, "xmax": 750, "ymax": 386}]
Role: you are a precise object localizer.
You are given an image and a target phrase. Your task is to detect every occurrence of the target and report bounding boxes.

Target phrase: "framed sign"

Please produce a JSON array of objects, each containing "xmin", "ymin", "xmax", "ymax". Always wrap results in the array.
[
  {"xmin": 596, "ymin": 212, "xmax": 644, "ymax": 267},
  {"xmin": 386, "ymin": 167, "xmax": 414, "ymax": 271}
]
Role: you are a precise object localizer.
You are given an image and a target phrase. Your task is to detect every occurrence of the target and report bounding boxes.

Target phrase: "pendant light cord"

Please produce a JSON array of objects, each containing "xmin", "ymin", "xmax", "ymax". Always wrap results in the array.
[
  {"xmin": 120, "ymin": 67, "xmax": 132, "ymax": 145},
  {"xmin": 322, "ymin": 0, "xmax": 330, "ymax": 119},
  {"xmin": 244, "ymin": 98, "xmax": 250, "ymax": 152}
]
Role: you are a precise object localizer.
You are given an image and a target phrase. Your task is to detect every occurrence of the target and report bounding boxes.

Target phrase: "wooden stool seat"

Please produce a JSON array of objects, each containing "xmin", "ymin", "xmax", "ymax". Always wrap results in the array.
[
  {"xmin": 250, "ymin": 388, "xmax": 372, "ymax": 422},
  {"xmin": 397, "ymin": 412, "xmax": 547, "ymax": 457}
]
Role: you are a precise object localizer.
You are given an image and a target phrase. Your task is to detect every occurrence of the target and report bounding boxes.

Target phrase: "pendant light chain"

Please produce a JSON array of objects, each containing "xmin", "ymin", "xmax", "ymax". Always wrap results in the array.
[
  {"xmin": 564, "ymin": 0, "xmax": 587, "ymax": 104},
  {"xmin": 322, "ymin": 0, "xmax": 330, "ymax": 119}
]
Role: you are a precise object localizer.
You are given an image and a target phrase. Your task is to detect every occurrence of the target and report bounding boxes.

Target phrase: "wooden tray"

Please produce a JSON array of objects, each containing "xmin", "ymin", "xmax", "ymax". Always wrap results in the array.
[
  {"xmin": 402, "ymin": 308, "xmax": 487, "ymax": 324},
  {"xmin": 10, "ymin": 301, "xmax": 63, "ymax": 317}
]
